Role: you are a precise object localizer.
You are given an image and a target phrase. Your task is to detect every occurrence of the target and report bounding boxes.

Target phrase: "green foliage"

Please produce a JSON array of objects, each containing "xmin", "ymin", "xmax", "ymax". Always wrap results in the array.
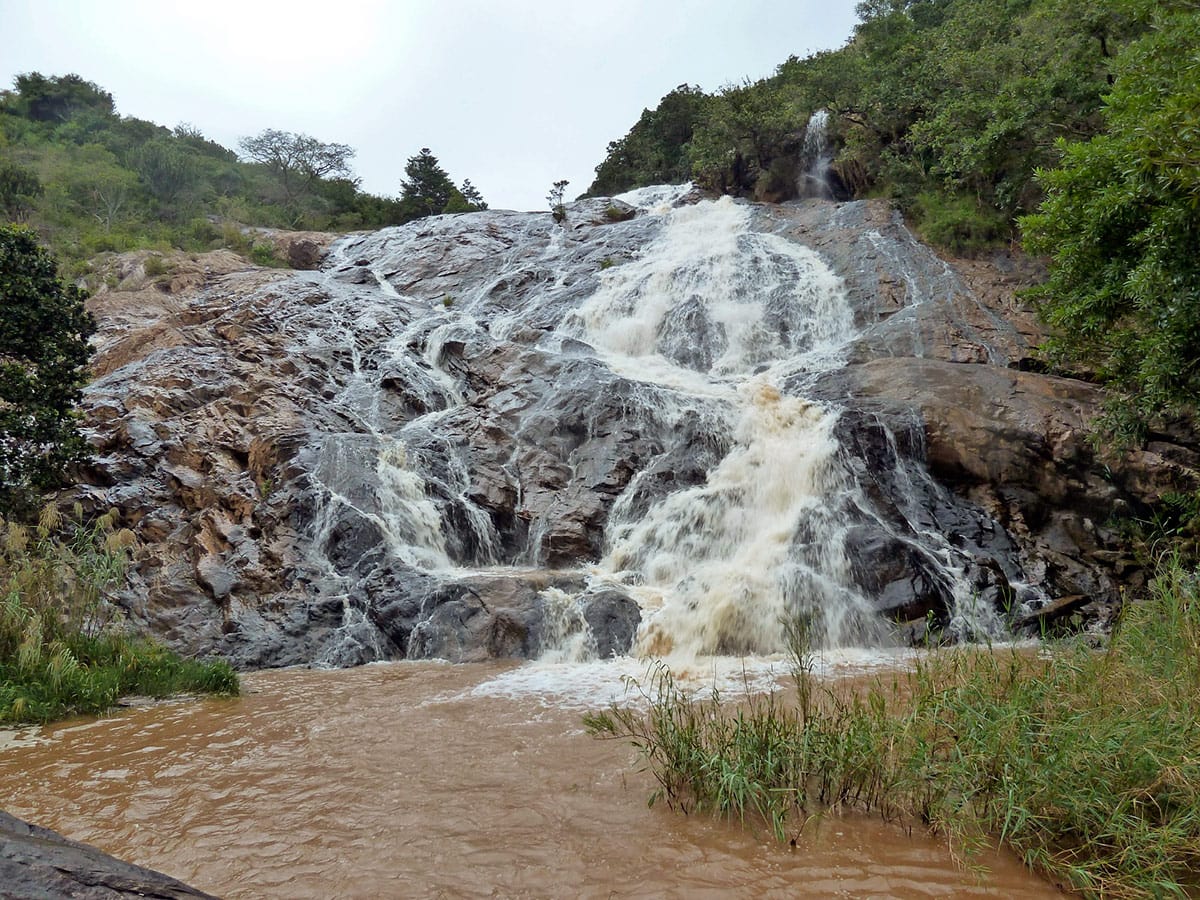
[
  {"xmin": 141, "ymin": 253, "xmax": 170, "ymax": 278},
  {"xmin": 585, "ymin": 0, "xmax": 1155, "ymax": 250},
  {"xmin": 4, "ymin": 73, "xmax": 114, "ymax": 123},
  {"xmin": 587, "ymin": 85, "xmax": 708, "ymax": 196},
  {"xmin": 913, "ymin": 190, "xmax": 1010, "ymax": 256},
  {"xmin": 1021, "ymin": 2, "xmax": 1200, "ymax": 431},
  {"xmin": 400, "ymin": 148, "xmax": 454, "ymax": 217},
  {"xmin": 588, "ymin": 556, "xmax": 1200, "ymax": 897},
  {"xmin": 249, "ymin": 242, "xmax": 283, "ymax": 267},
  {"xmin": 0, "ymin": 161, "xmax": 42, "ymax": 221},
  {"xmin": 0, "ymin": 72, "xmax": 464, "ymax": 264},
  {"xmin": 0, "ymin": 506, "xmax": 238, "ymax": 724},
  {"xmin": 0, "ymin": 226, "xmax": 94, "ymax": 517},
  {"xmin": 397, "ymin": 148, "xmax": 485, "ymax": 218},
  {"xmin": 132, "ymin": 137, "xmax": 202, "ymax": 213},
  {"xmin": 459, "ymin": 178, "xmax": 487, "ymax": 210},
  {"xmin": 547, "ymin": 179, "xmax": 568, "ymax": 223},
  {"xmin": 237, "ymin": 128, "xmax": 356, "ymax": 221}
]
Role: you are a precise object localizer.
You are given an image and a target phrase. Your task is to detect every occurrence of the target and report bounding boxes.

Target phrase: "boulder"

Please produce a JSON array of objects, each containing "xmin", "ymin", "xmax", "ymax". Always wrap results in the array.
[{"xmin": 0, "ymin": 811, "xmax": 215, "ymax": 899}]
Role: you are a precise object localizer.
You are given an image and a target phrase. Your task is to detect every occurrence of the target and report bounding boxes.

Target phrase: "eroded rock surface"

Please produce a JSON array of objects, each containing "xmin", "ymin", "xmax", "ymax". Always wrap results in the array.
[{"xmin": 73, "ymin": 195, "xmax": 1195, "ymax": 666}]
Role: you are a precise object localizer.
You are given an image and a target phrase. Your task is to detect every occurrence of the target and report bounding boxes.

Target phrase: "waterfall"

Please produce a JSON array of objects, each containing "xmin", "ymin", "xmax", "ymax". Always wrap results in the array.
[
  {"xmin": 798, "ymin": 109, "xmax": 834, "ymax": 200},
  {"xmin": 255, "ymin": 186, "xmax": 1026, "ymax": 668},
  {"xmin": 566, "ymin": 195, "xmax": 883, "ymax": 655}
]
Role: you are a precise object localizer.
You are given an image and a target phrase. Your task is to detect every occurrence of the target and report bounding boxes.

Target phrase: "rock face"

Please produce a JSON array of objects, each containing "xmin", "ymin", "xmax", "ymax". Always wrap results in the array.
[
  {"xmin": 74, "ymin": 189, "xmax": 1195, "ymax": 667},
  {"xmin": 0, "ymin": 811, "xmax": 215, "ymax": 899}
]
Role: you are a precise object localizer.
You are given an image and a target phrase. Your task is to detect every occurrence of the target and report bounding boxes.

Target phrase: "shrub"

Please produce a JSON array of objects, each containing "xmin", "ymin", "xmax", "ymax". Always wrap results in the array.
[
  {"xmin": 249, "ymin": 242, "xmax": 281, "ymax": 267},
  {"xmin": 912, "ymin": 191, "xmax": 1010, "ymax": 256},
  {"xmin": 142, "ymin": 253, "xmax": 169, "ymax": 278}
]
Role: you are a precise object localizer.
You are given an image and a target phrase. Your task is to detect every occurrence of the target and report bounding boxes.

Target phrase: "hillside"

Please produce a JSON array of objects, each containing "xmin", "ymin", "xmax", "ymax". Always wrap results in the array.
[{"xmin": 0, "ymin": 75, "xmax": 484, "ymax": 272}]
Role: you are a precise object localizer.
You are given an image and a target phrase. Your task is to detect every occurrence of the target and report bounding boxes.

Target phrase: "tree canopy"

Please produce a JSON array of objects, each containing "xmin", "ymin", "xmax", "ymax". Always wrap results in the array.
[
  {"xmin": 1021, "ymin": 2, "xmax": 1200, "ymax": 433},
  {"xmin": 238, "ymin": 129, "xmax": 356, "ymax": 213},
  {"xmin": 0, "ymin": 225, "xmax": 95, "ymax": 516},
  {"xmin": 399, "ymin": 148, "xmax": 487, "ymax": 219},
  {"xmin": 0, "ymin": 74, "xmax": 423, "ymax": 265},
  {"xmin": 584, "ymin": 0, "xmax": 1196, "ymax": 432}
]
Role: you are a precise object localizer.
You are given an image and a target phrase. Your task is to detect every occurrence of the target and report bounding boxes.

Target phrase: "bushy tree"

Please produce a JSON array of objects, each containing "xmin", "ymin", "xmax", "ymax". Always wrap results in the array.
[
  {"xmin": 399, "ymin": 149, "xmax": 486, "ymax": 218},
  {"xmin": 7, "ymin": 73, "xmax": 114, "ymax": 123},
  {"xmin": 587, "ymin": 85, "xmax": 708, "ymax": 196},
  {"xmin": 238, "ymin": 128, "xmax": 355, "ymax": 211},
  {"xmin": 400, "ymin": 148, "xmax": 456, "ymax": 217},
  {"xmin": 459, "ymin": 179, "xmax": 487, "ymax": 210},
  {"xmin": 0, "ymin": 162, "xmax": 42, "ymax": 222},
  {"xmin": 1021, "ymin": 2, "xmax": 1200, "ymax": 434},
  {"xmin": 0, "ymin": 225, "xmax": 95, "ymax": 516},
  {"xmin": 132, "ymin": 137, "xmax": 201, "ymax": 213}
]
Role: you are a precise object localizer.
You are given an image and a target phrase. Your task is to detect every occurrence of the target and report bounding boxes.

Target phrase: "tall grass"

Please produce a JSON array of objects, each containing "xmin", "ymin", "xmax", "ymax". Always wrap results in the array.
[
  {"xmin": 586, "ymin": 560, "xmax": 1200, "ymax": 898},
  {"xmin": 0, "ymin": 506, "xmax": 238, "ymax": 724}
]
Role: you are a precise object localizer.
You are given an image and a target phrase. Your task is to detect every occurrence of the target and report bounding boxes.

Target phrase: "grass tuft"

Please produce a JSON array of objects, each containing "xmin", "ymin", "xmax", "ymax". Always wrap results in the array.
[{"xmin": 1, "ymin": 506, "xmax": 238, "ymax": 724}]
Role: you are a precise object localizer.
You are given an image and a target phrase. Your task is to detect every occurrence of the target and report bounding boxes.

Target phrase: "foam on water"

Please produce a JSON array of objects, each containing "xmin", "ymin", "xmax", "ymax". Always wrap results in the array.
[{"xmin": 462, "ymin": 645, "xmax": 924, "ymax": 710}]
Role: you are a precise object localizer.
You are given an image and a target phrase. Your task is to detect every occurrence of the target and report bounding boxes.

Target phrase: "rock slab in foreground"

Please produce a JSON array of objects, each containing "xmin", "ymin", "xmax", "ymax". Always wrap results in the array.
[{"xmin": 0, "ymin": 811, "xmax": 217, "ymax": 899}]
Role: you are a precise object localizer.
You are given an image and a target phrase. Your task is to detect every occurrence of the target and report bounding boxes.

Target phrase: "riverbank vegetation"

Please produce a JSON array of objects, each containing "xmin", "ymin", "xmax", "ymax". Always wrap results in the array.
[
  {"xmin": 0, "ymin": 507, "xmax": 238, "ymax": 725},
  {"xmin": 586, "ymin": 556, "xmax": 1200, "ymax": 898}
]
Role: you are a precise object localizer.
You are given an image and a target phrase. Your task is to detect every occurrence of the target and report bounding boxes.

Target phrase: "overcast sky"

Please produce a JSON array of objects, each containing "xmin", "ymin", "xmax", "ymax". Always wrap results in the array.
[{"xmin": 1, "ymin": 1, "xmax": 860, "ymax": 211}]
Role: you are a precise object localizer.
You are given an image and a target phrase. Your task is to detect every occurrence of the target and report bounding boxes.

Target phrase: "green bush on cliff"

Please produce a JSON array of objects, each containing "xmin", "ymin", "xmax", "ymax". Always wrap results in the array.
[
  {"xmin": 1021, "ymin": 2, "xmax": 1200, "ymax": 434},
  {"xmin": 0, "ymin": 74, "xmax": 489, "ymax": 270},
  {"xmin": 0, "ymin": 225, "xmax": 95, "ymax": 518},
  {"xmin": 0, "ymin": 507, "xmax": 239, "ymax": 725},
  {"xmin": 587, "ymin": 556, "xmax": 1200, "ymax": 897}
]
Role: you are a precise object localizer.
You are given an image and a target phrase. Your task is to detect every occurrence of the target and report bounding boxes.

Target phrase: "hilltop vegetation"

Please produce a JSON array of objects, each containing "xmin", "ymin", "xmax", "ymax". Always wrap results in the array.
[
  {"xmin": 588, "ymin": 0, "xmax": 1198, "ymax": 434},
  {"xmin": 0, "ymin": 73, "xmax": 485, "ymax": 271}
]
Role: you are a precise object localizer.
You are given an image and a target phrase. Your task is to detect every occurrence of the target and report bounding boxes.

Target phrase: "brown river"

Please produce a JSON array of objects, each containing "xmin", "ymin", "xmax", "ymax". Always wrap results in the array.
[{"xmin": 0, "ymin": 658, "xmax": 1063, "ymax": 898}]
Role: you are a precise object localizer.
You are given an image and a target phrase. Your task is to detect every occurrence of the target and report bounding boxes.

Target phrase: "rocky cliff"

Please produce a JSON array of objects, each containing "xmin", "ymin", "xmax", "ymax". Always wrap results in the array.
[{"xmin": 73, "ymin": 190, "xmax": 1197, "ymax": 667}]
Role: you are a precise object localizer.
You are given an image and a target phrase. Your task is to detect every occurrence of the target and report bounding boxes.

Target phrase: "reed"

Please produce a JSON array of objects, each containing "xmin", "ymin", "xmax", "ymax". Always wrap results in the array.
[
  {"xmin": 586, "ymin": 558, "xmax": 1200, "ymax": 898},
  {"xmin": 0, "ymin": 506, "xmax": 238, "ymax": 724}
]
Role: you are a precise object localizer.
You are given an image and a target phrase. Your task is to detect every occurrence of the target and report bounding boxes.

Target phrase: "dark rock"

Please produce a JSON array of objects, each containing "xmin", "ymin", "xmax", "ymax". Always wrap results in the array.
[
  {"xmin": 286, "ymin": 238, "xmax": 324, "ymax": 270},
  {"xmin": 581, "ymin": 589, "xmax": 642, "ymax": 658},
  {"xmin": 0, "ymin": 810, "xmax": 216, "ymax": 899}
]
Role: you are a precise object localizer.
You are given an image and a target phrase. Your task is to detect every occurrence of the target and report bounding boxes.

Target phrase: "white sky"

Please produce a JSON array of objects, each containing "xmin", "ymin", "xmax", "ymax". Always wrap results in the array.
[{"xmin": 0, "ymin": 1, "xmax": 860, "ymax": 211}]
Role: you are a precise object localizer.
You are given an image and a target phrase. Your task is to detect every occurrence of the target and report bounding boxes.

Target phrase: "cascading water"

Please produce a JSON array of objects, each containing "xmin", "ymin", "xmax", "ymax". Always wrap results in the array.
[
  {"xmin": 798, "ymin": 109, "xmax": 835, "ymax": 200},
  {"xmin": 226, "ymin": 185, "xmax": 1030, "ymax": 668},
  {"xmin": 565, "ymin": 194, "xmax": 883, "ymax": 655}
]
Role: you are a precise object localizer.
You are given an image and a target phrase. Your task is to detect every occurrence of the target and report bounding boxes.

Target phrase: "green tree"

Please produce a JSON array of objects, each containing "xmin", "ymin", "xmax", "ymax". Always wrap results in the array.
[
  {"xmin": 399, "ymin": 148, "xmax": 456, "ymax": 217},
  {"xmin": 131, "ymin": 137, "xmax": 200, "ymax": 214},
  {"xmin": 7, "ymin": 73, "xmax": 115, "ymax": 124},
  {"xmin": 458, "ymin": 178, "xmax": 487, "ymax": 210},
  {"xmin": 547, "ymin": 179, "xmax": 568, "ymax": 223},
  {"xmin": 0, "ymin": 225, "xmax": 95, "ymax": 516},
  {"xmin": 0, "ymin": 161, "xmax": 42, "ymax": 222},
  {"xmin": 587, "ymin": 85, "xmax": 708, "ymax": 196},
  {"xmin": 238, "ymin": 128, "xmax": 355, "ymax": 213},
  {"xmin": 1021, "ymin": 2, "xmax": 1200, "ymax": 434}
]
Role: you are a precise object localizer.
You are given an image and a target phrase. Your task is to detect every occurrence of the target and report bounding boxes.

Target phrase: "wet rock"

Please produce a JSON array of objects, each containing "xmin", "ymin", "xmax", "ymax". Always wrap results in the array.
[
  {"xmin": 405, "ymin": 574, "xmax": 577, "ymax": 662},
  {"xmin": 580, "ymin": 589, "xmax": 642, "ymax": 658},
  {"xmin": 0, "ymin": 810, "xmax": 216, "ymax": 899},
  {"xmin": 68, "ymin": 196, "xmax": 1196, "ymax": 666}
]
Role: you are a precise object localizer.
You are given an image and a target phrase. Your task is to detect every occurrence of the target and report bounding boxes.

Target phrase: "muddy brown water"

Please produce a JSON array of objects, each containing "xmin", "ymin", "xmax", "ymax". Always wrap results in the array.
[{"xmin": 0, "ymin": 660, "xmax": 1063, "ymax": 898}]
